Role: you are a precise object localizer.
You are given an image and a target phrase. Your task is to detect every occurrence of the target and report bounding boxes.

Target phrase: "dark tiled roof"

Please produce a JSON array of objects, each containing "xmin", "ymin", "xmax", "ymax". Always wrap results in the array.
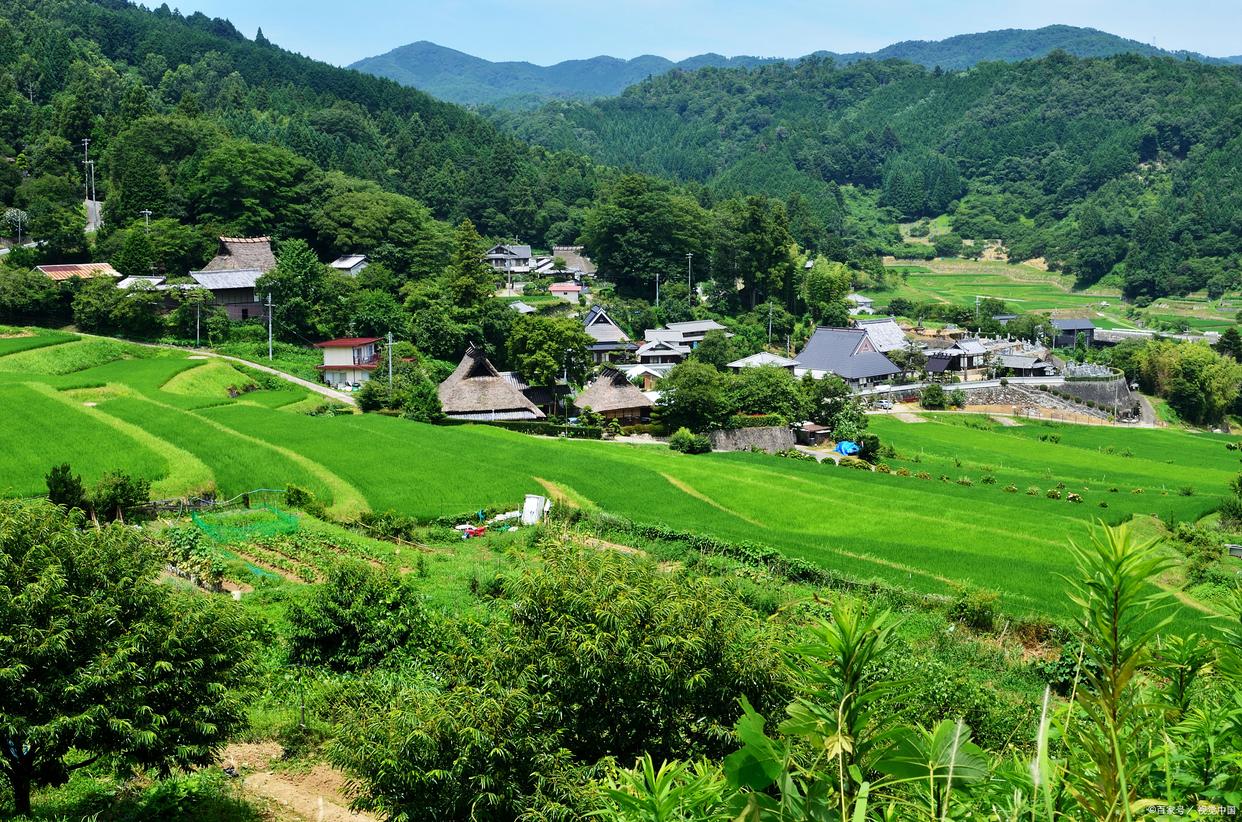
[
  {"xmin": 1052, "ymin": 318, "xmax": 1096, "ymax": 331},
  {"xmin": 796, "ymin": 328, "xmax": 900, "ymax": 380}
]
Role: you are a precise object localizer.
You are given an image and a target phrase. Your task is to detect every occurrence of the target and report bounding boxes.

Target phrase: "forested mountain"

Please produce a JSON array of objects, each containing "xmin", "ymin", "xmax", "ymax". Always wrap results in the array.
[
  {"xmin": 498, "ymin": 53, "xmax": 1242, "ymax": 298},
  {"xmin": 353, "ymin": 26, "xmax": 1240, "ymax": 109},
  {"xmin": 349, "ymin": 41, "xmax": 777, "ymax": 109},
  {"xmin": 0, "ymin": 0, "xmax": 606, "ymax": 255}
]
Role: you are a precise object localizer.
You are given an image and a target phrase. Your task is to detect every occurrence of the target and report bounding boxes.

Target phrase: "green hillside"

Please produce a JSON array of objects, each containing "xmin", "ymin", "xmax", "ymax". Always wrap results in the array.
[
  {"xmin": 498, "ymin": 52, "xmax": 1242, "ymax": 300},
  {"xmin": 2, "ymin": 327, "xmax": 1236, "ymax": 621}
]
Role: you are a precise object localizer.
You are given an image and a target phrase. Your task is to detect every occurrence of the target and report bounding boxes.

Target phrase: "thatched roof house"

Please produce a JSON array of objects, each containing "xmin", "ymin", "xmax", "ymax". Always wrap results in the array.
[
  {"xmin": 438, "ymin": 346, "xmax": 545, "ymax": 421},
  {"xmin": 573, "ymin": 367, "xmax": 652, "ymax": 423},
  {"xmin": 203, "ymin": 237, "xmax": 277, "ymax": 273}
]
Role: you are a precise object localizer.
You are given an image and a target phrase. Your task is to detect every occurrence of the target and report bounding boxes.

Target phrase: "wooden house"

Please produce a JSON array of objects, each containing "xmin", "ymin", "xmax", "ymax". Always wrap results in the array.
[
  {"xmin": 573, "ymin": 367, "xmax": 653, "ymax": 424},
  {"xmin": 438, "ymin": 346, "xmax": 545, "ymax": 421}
]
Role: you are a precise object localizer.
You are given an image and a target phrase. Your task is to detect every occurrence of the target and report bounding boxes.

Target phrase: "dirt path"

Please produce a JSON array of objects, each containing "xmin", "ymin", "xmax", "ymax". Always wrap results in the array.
[
  {"xmin": 991, "ymin": 414, "xmax": 1022, "ymax": 427},
  {"xmin": 659, "ymin": 472, "xmax": 765, "ymax": 527},
  {"xmin": 794, "ymin": 445, "xmax": 840, "ymax": 464},
  {"xmin": 220, "ymin": 743, "xmax": 376, "ymax": 822},
  {"xmin": 892, "ymin": 412, "xmax": 926, "ymax": 423}
]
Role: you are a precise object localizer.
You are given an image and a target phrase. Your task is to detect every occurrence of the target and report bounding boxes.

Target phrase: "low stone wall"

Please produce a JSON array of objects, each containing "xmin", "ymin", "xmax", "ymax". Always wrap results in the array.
[
  {"xmin": 1058, "ymin": 377, "xmax": 1134, "ymax": 411},
  {"xmin": 709, "ymin": 426, "xmax": 795, "ymax": 454}
]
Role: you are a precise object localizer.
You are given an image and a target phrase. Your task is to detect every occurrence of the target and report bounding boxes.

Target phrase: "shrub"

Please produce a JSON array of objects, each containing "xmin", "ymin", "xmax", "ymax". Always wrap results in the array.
[
  {"xmin": 896, "ymin": 467, "xmax": 911, "ymax": 477},
  {"xmin": 1067, "ymin": 492, "xmax": 1083, "ymax": 503},
  {"xmin": 725, "ymin": 413, "xmax": 786, "ymax": 429},
  {"xmin": 1098, "ymin": 501, "xmax": 1109, "ymax": 508},
  {"xmin": 948, "ymin": 587, "xmax": 1001, "ymax": 631},
  {"xmin": 1003, "ymin": 484, "xmax": 1018, "ymax": 493},
  {"xmin": 981, "ymin": 475, "xmax": 996, "ymax": 485},
  {"xmin": 956, "ymin": 476, "xmax": 973, "ymax": 487},
  {"xmin": 919, "ymin": 383, "xmax": 947, "ymax": 410},
  {"xmin": 90, "ymin": 470, "xmax": 152, "ymax": 522},
  {"xmin": 875, "ymin": 463, "xmax": 891, "ymax": 474},
  {"xmin": 669, "ymin": 427, "xmax": 712, "ymax": 454},
  {"xmin": 948, "ymin": 389, "xmax": 966, "ymax": 409},
  {"xmin": 839, "ymin": 456, "xmax": 873, "ymax": 470},
  {"xmin": 284, "ymin": 484, "xmax": 326, "ymax": 518},
  {"xmin": 1218, "ymin": 495, "xmax": 1242, "ymax": 529},
  {"xmin": 1026, "ymin": 486, "xmax": 1041, "ymax": 496},
  {"xmin": 915, "ymin": 471, "xmax": 931, "ymax": 480},
  {"xmin": 1178, "ymin": 485, "xmax": 1195, "ymax": 497},
  {"xmin": 1046, "ymin": 489, "xmax": 1062, "ymax": 500},
  {"xmin": 45, "ymin": 462, "xmax": 87, "ymax": 512}
]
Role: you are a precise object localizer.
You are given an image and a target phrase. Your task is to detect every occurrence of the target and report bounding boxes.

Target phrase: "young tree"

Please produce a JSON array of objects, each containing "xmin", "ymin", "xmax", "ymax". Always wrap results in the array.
[
  {"xmin": 656, "ymin": 361, "xmax": 731, "ymax": 432},
  {"xmin": 443, "ymin": 219, "xmax": 495, "ymax": 309},
  {"xmin": 44, "ymin": 463, "xmax": 86, "ymax": 512},
  {"xmin": 110, "ymin": 227, "xmax": 155, "ymax": 278},
  {"xmin": 728, "ymin": 365, "xmax": 804, "ymax": 421},
  {"xmin": 0, "ymin": 500, "xmax": 257, "ymax": 816},
  {"xmin": 801, "ymin": 258, "xmax": 851, "ymax": 323},
  {"xmin": 507, "ymin": 315, "xmax": 592, "ymax": 387},
  {"xmin": 256, "ymin": 238, "xmax": 329, "ymax": 341}
]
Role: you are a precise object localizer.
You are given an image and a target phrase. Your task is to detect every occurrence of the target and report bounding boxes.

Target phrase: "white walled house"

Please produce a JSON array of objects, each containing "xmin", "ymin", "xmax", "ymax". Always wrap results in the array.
[{"xmin": 314, "ymin": 337, "xmax": 381, "ymax": 387}]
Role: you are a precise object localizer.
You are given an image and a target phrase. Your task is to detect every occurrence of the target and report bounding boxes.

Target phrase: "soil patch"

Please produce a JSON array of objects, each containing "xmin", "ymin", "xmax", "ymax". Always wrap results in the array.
[{"xmin": 893, "ymin": 412, "xmax": 926, "ymax": 423}]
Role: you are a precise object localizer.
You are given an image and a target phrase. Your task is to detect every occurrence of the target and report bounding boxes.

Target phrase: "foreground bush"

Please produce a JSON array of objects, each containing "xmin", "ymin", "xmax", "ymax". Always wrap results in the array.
[{"xmin": 669, "ymin": 427, "xmax": 712, "ymax": 454}]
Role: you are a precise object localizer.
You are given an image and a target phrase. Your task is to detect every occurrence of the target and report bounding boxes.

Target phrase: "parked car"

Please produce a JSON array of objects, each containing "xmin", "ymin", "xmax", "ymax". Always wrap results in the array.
[{"xmin": 874, "ymin": 399, "xmax": 893, "ymax": 410}]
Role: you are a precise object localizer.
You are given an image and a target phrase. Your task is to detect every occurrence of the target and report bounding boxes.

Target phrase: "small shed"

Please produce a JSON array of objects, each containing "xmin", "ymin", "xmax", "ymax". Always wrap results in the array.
[
  {"xmin": 795, "ymin": 422, "xmax": 831, "ymax": 446},
  {"xmin": 329, "ymin": 254, "xmax": 369, "ymax": 276}
]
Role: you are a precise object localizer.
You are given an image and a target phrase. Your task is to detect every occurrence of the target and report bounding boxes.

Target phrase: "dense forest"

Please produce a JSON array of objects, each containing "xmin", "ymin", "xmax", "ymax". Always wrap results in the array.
[
  {"xmin": 496, "ymin": 53, "xmax": 1242, "ymax": 298},
  {"xmin": 0, "ymin": 0, "xmax": 605, "ymax": 250}
]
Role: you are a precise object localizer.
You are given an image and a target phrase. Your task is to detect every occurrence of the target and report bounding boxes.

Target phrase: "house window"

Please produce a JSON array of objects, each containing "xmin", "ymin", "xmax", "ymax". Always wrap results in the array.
[{"xmin": 241, "ymin": 309, "xmax": 249, "ymax": 320}]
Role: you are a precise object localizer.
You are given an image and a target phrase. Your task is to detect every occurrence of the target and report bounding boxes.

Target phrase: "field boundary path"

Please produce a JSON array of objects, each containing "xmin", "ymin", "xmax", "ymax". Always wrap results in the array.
[{"xmin": 135, "ymin": 341, "xmax": 357, "ymax": 407}]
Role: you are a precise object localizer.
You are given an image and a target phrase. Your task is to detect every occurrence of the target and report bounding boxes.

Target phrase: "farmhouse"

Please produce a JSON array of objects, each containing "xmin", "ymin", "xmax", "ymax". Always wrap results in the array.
[
  {"xmin": 485, "ymin": 243, "xmax": 533, "ymax": 272},
  {"xmin": 189, "ymin": 236, "xmax": 277, "ymax": 320},
  {"xmin": 623, "ymin": 362, "xmax": 672, "ymax": 390},
  {"xmin": 927, "ymin": 338, "xmax": 988, "ymax": 372},
  {"xmin": 188, "ymin": 268, "xmax": 264, "ymax": 321},
  {"xmin": 661, "ymin": 319, "xmax": 729, "ymax": 345},
  {"xmin": 998, "ymin": 354, "xmax": 1053, "ymax": 377},
  {"xmin": 854, "ymin": 317, "xmax": 908, "ymax": 354},
  {"xmin": 438, "ymin": 345, "xmax": 545, "ymax": 421},
  {"xmin": 846, "ymin": 293, "xmax": 875, "ymax": 315},
  {"xmin": 329, "ymin": 254, "xmax": 369, "ymax": 276},
  {"xmin": 794, "ymin": 327, "xmax": 901, "ymax": 389},
  {"xmin": 636, "ymin": 338, "xmax": 691, "ymax": 365},
  {"xmin": 314, "ymin": 337, "xmax": 381, "ymax": 387},
  {"xmin": 1052, "ymin": 318, "xmax": 1097, "ymax": 348},
  {"xmin": 573, "ymin": 367, "xmax": 653, "ymax": 424},
  {"xmin": 36, "ymin": 262, "xmax": 120, "ymax": 281},
  {"xmin": 727, "ymin": 351, "xmax": 800, "ymax": 372},
  {"xmin": 582, "ymin": 306, "xmax": 637, "ymax": 363},
  {"xmin": 498, "ymin": 371, "xmax": 570, "ymax": 417}
]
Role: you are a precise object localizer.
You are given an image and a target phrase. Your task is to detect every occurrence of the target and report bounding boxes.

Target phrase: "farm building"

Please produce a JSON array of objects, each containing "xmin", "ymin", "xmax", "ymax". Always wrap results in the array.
[
  {"xmin": 583, "ymin": 306, "xmax": 637, "ymax": 363},
  {"xmin": 998, "ymin": 354, "xmax": 1053, "ymax": 376},
  {"xmin": 329, "ymin": 254, "xmax": 369, "ymax": 276},
  {"xmin": 498, "ymin": 371, "xmax": 570, "ymax": 417},
  {"xmin": 314, "ymin": 337, "xmax": 381, "ymax": 387},
  {"xmin": 846, "ymin": 293, "xmax": 875, "ymax": 315},
  {"xmin": 854, "ymin": 317, "xmax": 908, "ymax": 354},
  {"xmin": 508, "ymin": 301, "xmax": 537, "ymax": 314},
  {"xmin": 794, "ymin": 327, "xmax": 901, "ymax": 389},
  {"xmin": 438, "ymin": 346, "xmax": 545, "ymax": 421},
  {"xmin": 485, "ymin": 244, "xmax": 533, "ymax": 272},
  {"xmin": 930, "ymin": 338, "xmax": 988, "ymax": 372},
  {"xmin": 660, "ymin": 319, "xmax": 730, "ymax": 345},
  {"xmin": 190, "ymin": 236, "xmax": 277, "ymax": 320},
  {"xmin": 636, "ymin": 338, "xmax": 691, "ymax": 366},
  {"xmin": 36, "ymin": 262, "xmax": 120, "ymax": 281},
  {"xmin": 1052, "ymin": 318, "xmax": 1097, "ymax": 348},
  {"xmin": 188, "ymin": 269, "xmax": 265, "ymax": 321},
  {"xmin": 203, "ymin": 236, "xmax": 276, "ymax": 273},
  {"xmin": 794, "ymin": 422, "xmax": 831, "ymax": 446},
  {"xmin": 623, "ymin": 362, "xmax": 672, "ymax": 390},
  {"xmin": 727, "ymin": 352, "xmax": 800, "ymax": 372},
  {"xmin": 116, "ymin": 275, "xmax": 167, "ymax": 289},
  {"xmin": 549, "ymin": 281, "xmax": 582, "ymax": 303},
  {"xmin": 573, "ymin": 367, "xmax": 653, "ymax": 423}
]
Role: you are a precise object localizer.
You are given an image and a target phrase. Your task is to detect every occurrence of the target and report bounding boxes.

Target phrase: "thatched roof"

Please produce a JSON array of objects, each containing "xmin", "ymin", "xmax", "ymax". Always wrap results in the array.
[
  {"xmin": 438, "ymin": 346, "xmax": 544, "ymax": 420},
  {"xmin": 203, "ymin": 237, "xmax": 276, "ymax": 273},
  {"xmin": 573, "ymin": 368, "xmax": 653, "ymax": 414}
]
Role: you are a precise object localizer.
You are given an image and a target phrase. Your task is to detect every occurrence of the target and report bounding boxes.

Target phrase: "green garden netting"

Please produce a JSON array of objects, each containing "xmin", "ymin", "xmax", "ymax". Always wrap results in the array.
[{"xmin": 191, "ymin": 503, "xmax": 299, "ymax": 543}]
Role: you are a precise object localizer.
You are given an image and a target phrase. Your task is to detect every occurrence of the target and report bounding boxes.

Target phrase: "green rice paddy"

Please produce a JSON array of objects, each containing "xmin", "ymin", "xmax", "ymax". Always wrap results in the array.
[{"xmin": 1, "ymin": 327, "xmax": 1236, "ymax": 622}]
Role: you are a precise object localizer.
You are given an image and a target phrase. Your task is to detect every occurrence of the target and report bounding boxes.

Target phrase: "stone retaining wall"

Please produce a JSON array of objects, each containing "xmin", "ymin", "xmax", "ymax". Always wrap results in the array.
[{"xmin": 709, "ymin": 426, "xmax": 796, "ymax": 454}]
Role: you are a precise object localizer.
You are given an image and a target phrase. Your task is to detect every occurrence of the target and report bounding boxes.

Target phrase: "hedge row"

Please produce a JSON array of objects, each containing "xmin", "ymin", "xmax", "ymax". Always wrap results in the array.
[
  {"xmin": 723, "ymin": 413, "xmax": 787, "ymax": 430},
  {"xmin": 438, "ymin": 419, "xmax": 603, "ymax": 439}
]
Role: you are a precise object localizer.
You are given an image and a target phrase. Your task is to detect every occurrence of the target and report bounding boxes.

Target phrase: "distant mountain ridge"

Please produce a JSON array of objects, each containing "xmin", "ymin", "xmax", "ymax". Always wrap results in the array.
[{"xmin": 351, "ymin": 26, "xmax": 1241, "ymax": 108}]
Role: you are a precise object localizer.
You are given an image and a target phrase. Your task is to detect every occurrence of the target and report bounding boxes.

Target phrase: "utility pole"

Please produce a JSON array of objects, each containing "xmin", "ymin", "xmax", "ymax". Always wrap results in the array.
[
  {"xmin": 265, "ymin": 293, "xmax": 274, "ymax": 361},
  {"xmin": 654, "ymin": 271, "xmax": 660, "ymax": 307},
  {"xmin": 686, "ymin": 252, "xmax": 693, "ymax": 296},
  {"xmin": 387, "ymin": 331, "xmax": 393, "ymax": 390},
  {"xmin": 195, "ymin": 300, "xmax": 201, "ymax": 347},
  {"xmin": 768, "ymin": 303, "xmax": 773, "ymax": 345},
  {"xmin": 140, "ymin": 209, "xmax": 152, "ymax": 230},
  {"xmin": 80, "ymin": 138, "xmax": 90, "ymax": 205}
]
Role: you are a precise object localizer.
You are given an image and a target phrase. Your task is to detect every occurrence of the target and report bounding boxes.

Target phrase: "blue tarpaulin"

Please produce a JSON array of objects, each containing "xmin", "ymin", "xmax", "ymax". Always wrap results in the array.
[{"xmin": 834, "ymin": 440, "xmax": 860, "ymax": 456}]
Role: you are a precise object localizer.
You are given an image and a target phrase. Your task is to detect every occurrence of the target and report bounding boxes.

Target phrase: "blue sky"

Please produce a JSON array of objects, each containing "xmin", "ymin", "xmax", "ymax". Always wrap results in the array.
[{"xmin": 177, "ymin": 0, "xmax": 1240, "ymax": 66}]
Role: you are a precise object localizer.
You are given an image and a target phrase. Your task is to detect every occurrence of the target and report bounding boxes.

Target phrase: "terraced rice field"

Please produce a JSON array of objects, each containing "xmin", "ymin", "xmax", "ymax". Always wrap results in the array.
[{"xmin": 0, "ymin": 327, "xmax": 1235, "ymax": 621}]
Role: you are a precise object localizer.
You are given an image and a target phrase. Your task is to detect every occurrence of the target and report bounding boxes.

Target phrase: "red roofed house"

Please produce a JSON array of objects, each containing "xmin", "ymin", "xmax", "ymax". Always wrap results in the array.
[
  {"xmin": 314, "ymin": 337, "xmax": 381, "ymax": 388},
  {"xmin": 36, "ymin": 262, "xmax": 120, "ymax": 281}
]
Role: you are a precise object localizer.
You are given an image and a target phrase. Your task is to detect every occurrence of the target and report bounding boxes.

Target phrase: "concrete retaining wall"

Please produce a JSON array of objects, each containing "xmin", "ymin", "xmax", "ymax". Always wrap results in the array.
[{"xmin": 709, "ymin": 426, "xmax": 795, "ymax": 454}]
